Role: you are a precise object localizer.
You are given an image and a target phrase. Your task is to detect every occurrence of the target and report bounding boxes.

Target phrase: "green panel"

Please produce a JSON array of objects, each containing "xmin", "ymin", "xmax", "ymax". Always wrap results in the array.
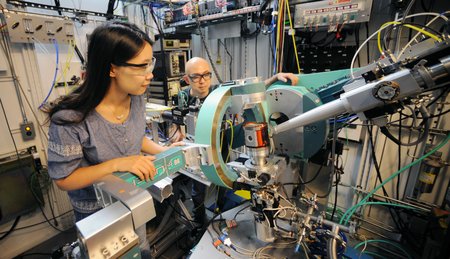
[
  {"xmin": 269, "ymin": 70, "xmax": 350, "ymax": 91},
  {"xmin": 266, "ymin": 84, "xmax": 328, "ymax": 159},
  {"xmin": 113, "ymin": 147, "xmax": 185, "ymax": 189},
  {"xmin": 195, "ymin": 85, "xmax": 238, "ymax": 188},
  {"xmin": 302, "ymin": 91, "xmax": 329, "ymax": 158},
  {"xmin": 119, "ymin": 245, "xmax": 141, "ymax": 259}
]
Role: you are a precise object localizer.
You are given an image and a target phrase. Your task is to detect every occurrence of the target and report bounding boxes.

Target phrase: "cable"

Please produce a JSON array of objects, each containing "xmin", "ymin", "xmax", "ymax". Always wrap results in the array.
[
  {"xmin": 159, "ymin": 124, "xmax": 179, "ymax": 143},
  {"xmin": 380, "ymin": 105, "xmax": 430, "ymax": 146},
  {"xmin": 283, "ymin": 165, "xmax": 323, "ymax": 188},
  {"xmin": 0, "ymin": 216, "xmax": 21, "ymax": 240},
  {"xmin": 365, "ymin": 124, "xmax": 405, "ymax": 232},
  {"xmin": 354, "ymin": 239, "xmax": 412, "ymax": 259},
  {"xmin": 38, "ymin": 39, "xmax": 59, "ymax": 109},
  {"xmin": 377, "ymin": 21, "xmax": 442, "ymax": 55},
  {"xmin": 285, "ymin": 0, "xmax": 300, "ymax": 73},
  {"xmin": 193, "ymin": 3, "xmax": 223, "ymax": 83},
  {"xmin": 165, "ymin": 199, "xmax": 197, "ymax": 224},
  {"xmin": 350, "ymin": 12, "xmax": 448, "ymax": 78},
  {"xmin": 331, "ymin": 158, "xmax": 340, "ymax": 221},
  {"xmin": 218, "ymin": 39, "xmax": 232, "ymax": 80},
  {"xmin": 225, "ymin": 120, "xmax": 234, "ymax": 162},
  {"xmin": 382, "ymin": 22, "xmax": 441, "ymax": 53},
  {"xmin": 255, "ymin": 34, "xmax": 258, "ymax": 76},
  {"xmin": 233, "ymin": 204, "xmax": 251, "ymax": 220},
  {"xmin": 1, "ymin": 98, "xmax": 67, "ymax": 235},
  {"xmin": 397, "ymin": 11, "xmax": 450, "ymax": 58},
  {"xmin": 394, "ymin": 0, "xmax": 416, "ymax": 54},
  {"xmin": 341, "ymin": 133, "xmax": 450, "ymax": 225},
  {"xmin": 397, "ymin": 113, "xmax": 402, "ymax": 200}
]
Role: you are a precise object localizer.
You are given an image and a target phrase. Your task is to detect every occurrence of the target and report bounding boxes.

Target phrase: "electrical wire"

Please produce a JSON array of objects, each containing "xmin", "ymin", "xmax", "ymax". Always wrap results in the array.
[
  {"xmin": 0, "ymin": 98, "xmax": 67, "ymax": 235},
  {"xmin": 0, "ymin": 216, "xmax": 21, "ymax": 240},
  {"xmin": 225, "ymin": 120, "xmax": 234, "ymax": 163},
  {"xmin": 394, "ymin": 0, "xmax": 416, "ymax": 54},
  {"xmin": 0, "ymin": 29, "xmax": 49, "ymax": 142},
  {"xmin": 285, "ymin": 0, "xmax": 300, "ymax": 73},
  {"xmin": 377, "ymin": 21, "xmax": 442, "ymax": 55},
  {"xmin": 159, "ymin": 125, "xmax": 179, "ymax": 143},
  {"xmin": 365, "ymin": 124, "xmax": 408, "ymax": 233},
  {"xmin": 354, "ymin": 239, "xmax": 412, "ymax": 259},
  {"xmin": 218, "ymin": 39, "xmax": 233, "ymax": 80},
  {"xmin": 165, "ymin": 198, "xmax": 197, "ymax": 223},
  {"xmin": 382, "ymin": 22, "xmax": 441, "ymax": 53},
  {"xmin": 38, "ymin": 39, "xmax": 59, "ymax": 109},
  {"xmin": 397, "ymin": 113, "xmax": 402, "ymax": 200},
  {"xmin": 341, "ymin": 133, "xmax": 450, "ymax": 225},
  {"xmin": 193, "ymin": 2, "xmax": 223, "ymax": 83},
  {"xmin": 397, "ymin": 10, "xmax": 450, "ymax": 58},
  {"xmin": 381, "ymin": 105, "xmax": 430, "ymax": 146},
  {"xmin": 350, "ymin": 12, "xmax": 448, "ymax": 78}
]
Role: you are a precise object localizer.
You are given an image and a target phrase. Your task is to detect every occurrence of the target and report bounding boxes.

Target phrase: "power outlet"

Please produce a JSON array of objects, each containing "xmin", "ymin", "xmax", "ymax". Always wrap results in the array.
[{"xmin": 20, "ymin": 122, "xmax": 36, "ymax": 141}]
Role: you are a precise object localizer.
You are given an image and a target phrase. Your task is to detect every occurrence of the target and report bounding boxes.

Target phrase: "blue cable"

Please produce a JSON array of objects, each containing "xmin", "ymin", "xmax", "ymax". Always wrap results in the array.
[
  {"xmin": 271, "ymin": 0, "xmax": 277, "ymax": 75},
  {"xmin": 38, "ymin": 40, "xmax": 59, "ymax": 109},
  {"xmin": 329, "ymin": 115, "xmax": 357, "ymax": 124}
]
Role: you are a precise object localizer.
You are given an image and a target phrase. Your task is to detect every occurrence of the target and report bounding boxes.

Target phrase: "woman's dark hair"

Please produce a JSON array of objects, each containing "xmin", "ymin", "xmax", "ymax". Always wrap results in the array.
[{"xmin": 44, "ymin": 21, "xmax": 153, "ymax": 124}]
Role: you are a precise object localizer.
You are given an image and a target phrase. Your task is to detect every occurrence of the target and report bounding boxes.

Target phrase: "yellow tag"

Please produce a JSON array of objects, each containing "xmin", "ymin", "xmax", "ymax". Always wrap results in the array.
[{"xmin": 235, "ymin": 190, "xmax": 250, "ymax": 200}]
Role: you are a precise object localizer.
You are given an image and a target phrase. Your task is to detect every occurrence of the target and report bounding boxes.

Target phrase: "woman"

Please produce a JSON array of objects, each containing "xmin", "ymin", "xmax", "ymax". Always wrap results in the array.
[{"xmin": 45, "ymin": 21, "xmax": 179, "ymax": 256}]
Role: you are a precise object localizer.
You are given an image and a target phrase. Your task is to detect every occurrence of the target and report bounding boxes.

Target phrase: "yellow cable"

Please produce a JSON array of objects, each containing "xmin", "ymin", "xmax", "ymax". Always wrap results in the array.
[
  {"xmin": 285, "ymin": 0, "xmax": 300, "ymax": 73},
  {"xmin": 146, "ymin": 107, "xmax": 172, "ymax": 112},
  {"xmin": 65, "ymin": 40, "xmax": 75, "ymax": 93},
  {"xmin": 225, "ymin": 120, "xmax": 234, "ymax": 163},
  {"xmin": 377, "ymin": 21, "xmax": 442, "ymax": 54},
  {"xmin": 275, "ymin": 0, "xmax": 282, "ymax": 72},
  {"xmin": 55, "ymin": 40, "xmax": 75, "ymax": 94},
  {"xmin": 279, "ymin": 0, "xmax": 286, "ymax": 73}
]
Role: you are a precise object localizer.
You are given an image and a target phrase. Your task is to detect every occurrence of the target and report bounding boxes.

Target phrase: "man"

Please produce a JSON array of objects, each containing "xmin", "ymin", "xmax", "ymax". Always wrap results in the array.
[
  {"xmin": 181, "ymin": 57, "xmax": 299, "ymax": 105},
  {"xmin": 177, "ymin": 57, "xmax": 298, "ymax": 225}
]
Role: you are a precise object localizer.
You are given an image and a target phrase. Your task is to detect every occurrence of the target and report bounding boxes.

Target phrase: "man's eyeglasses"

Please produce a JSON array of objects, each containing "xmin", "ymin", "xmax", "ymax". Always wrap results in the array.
[
  {"xmin": 114, "ymin": 56, "xmax": 156, "ymax": 76},
  {"xmin": 188, "ymin": 72, "xmax": 212, "ymax": 83}
]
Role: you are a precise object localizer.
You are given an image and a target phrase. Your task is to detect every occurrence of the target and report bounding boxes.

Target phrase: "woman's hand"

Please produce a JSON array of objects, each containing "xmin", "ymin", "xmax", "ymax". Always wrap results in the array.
[
  {"xmin": 169, "ymin": 141, "xmax": 185, "ymax": 147},
  {"xmin": 113, "ymin": 155, "xmax": 156, "ymax": 181}
]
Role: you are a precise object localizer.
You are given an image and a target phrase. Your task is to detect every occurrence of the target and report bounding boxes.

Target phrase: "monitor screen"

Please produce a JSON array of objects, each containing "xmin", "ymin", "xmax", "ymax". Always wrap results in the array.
[{"xmin": 0, "ymin": 154, "xmax": 43, "ymax": 225}]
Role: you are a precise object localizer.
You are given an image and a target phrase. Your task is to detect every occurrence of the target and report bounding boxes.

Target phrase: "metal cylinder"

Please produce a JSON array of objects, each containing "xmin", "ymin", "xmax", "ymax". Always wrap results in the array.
[
  {"xmin": 416, "ymin": 151, "xmax": 444, "ymax": 194},
  {"xmin": 247, "ymin": 147, "xmax": 270, "ymax": 166},
  {"xmin": 148, "ymin": 178, "xmax": 173, "ymax": 202},
  {"xmin": 244, "ymin": 122, "xmax": 269, "ymax": 166}
]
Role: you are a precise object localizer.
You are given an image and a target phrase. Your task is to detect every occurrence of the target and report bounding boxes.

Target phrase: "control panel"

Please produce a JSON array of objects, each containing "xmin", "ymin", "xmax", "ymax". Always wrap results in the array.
[
  {"xmin": 3, "ymin": 9, "xmax": 74, "ymax": 44},
  {"xmin": 293, "ymin": 0, "xmax": 373, "ymax": 31}
]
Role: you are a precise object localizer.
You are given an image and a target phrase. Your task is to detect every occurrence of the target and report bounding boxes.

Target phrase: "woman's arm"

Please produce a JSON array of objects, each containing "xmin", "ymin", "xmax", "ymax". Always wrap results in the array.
[
  {"xmin": 142, "ymin": 136, "xmax": 168, "ymax": 154},
  {"xmin": 55, "ymin": 155, "xmax": 156, "ymax": 191}
]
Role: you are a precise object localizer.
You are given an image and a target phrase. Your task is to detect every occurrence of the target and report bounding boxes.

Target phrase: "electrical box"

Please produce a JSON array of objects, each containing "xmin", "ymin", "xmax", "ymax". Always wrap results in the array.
[
  {"xmin": 293, "ymin": 0, "xmax": 373, "ymax": 31},
  {"xmin": 168, "ymin": 80, "xmax": 181, "ymax": 97},
  {"xmin": 3, "ymin": 9, "xmax": 75, "ymax": 44},
  {"xmin": 154, "ymin": 51, "xmax": 187, "ymax": 79},
  {"xmin": 20, "ymin": 122, "xmax": 35, "ymax": 141}
]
